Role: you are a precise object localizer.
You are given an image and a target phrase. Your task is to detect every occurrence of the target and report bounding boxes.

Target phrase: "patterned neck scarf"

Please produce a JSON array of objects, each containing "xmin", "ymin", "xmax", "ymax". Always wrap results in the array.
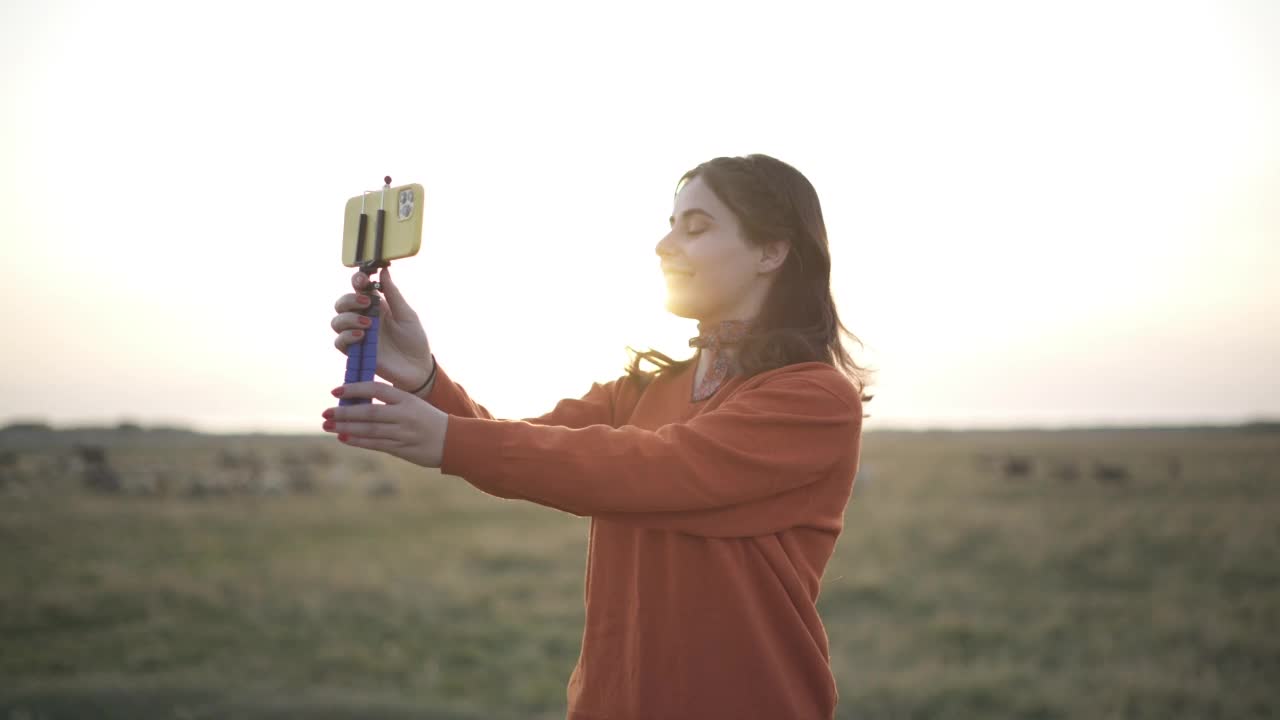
[{"xmin": 688, "ymin": 319, "xmax": 753, "ymax": 402}]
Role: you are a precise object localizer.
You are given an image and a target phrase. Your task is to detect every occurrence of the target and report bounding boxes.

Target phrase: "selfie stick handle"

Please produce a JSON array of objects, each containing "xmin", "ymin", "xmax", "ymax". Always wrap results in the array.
[{"xmin": 339, "ymin": 177, "xmax": 392, "ymax": 406}]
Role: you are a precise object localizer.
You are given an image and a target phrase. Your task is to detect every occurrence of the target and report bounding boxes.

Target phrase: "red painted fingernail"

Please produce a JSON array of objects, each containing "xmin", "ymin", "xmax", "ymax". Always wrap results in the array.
[
  {"xmin": 359, "ymin": 317, "xmax": 371, "ymax": 327},
  {"xmin": 331, "ymin": 387, "xmax": 344, "ymax": 397},
  {"xmin": 321, "ymin": 409, "xmax": 334, "ymax": 419},
  {"xmin": 338, "ymin": 433, "xmax": 349, "ymax": 442},
  {"xmin": 353, "ymin": 330, "xmax": 364, "ymax": 338},
  {"xmin": 322, "ymin": 420, "xmax": 336, "ymax": 431},
  {"xmin": 357, "ymin": 295, "xmax": 370, "ymax": 305}
]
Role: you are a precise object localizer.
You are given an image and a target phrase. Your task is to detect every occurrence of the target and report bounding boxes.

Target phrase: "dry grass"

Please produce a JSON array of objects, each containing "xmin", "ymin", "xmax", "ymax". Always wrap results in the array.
[{"xmin": 1, "ymin": 428, "xmax": 1278, "ymax": 719}]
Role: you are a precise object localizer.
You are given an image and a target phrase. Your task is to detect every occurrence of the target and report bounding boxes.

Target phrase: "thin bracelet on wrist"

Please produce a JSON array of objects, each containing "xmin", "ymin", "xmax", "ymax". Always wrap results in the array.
[{"xmin": 410, "ymin": 354, "xmax": 438, "ymax": 396}]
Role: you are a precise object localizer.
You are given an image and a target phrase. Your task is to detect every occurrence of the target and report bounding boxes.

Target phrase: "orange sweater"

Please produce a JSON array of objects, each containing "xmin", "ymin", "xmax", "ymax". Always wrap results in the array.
[{"xmin": 431, "ymin": 355, "xmax": 863, "ymax": 720}]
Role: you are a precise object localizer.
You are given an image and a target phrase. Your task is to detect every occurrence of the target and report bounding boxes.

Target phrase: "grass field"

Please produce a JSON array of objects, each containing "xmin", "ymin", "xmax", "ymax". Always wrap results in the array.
[{"xmin": 2, "ymin": 427, "xmax": 1278, "ymax": 719}]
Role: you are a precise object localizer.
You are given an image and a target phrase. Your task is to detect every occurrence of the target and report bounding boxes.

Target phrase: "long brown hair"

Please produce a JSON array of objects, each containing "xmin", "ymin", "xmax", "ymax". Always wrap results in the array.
[{"xmin": 624, "ymin": 154, "xmax": 875, "ymax": 405}]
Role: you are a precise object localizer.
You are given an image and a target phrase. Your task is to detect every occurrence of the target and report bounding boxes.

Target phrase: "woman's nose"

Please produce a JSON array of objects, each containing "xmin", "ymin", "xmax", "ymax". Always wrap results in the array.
[{"xmin": 655, "ymin": 230, "xmax": 675, "ymax": 258}]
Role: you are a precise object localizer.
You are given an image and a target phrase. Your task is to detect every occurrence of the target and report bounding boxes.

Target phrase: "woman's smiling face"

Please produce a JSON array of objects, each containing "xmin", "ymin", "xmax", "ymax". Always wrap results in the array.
[{"xmin": 656, "ymin": 175, "xmax": 786, "ymax": 324}]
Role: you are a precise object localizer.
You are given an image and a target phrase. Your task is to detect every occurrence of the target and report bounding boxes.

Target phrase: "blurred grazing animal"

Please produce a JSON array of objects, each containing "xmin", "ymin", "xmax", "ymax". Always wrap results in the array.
[
  {"xmin": 76, "ymin": 444, "xmax": 121, "ymax": 493},
  {"xmin": 1093, "ymin": 461, "xmax": 1131, "ymax": 484},
  {"xmin": 1002, "ymin": 456, "xmax": 1033, "ymax": 480},
  {"xmin": 0, "ymin": 450, "xmax": 18, "ymax": 491},
  {"xmin": 218, "ymin": 449, "xmax": 260, "ymax": 470},
  {"xmin": 0, "ymin": 449, "xmax": 16, "ymax": 471},
  {"xmin": 218, "ymin": 450, "xmax": 264, "ymax": 488},
  {"xmin": 185, "ymin": 471, "xmax": 210, "ymax": 498}
]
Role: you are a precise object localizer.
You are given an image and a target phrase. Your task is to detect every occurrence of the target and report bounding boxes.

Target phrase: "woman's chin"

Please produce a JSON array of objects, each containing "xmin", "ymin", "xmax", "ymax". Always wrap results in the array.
[{"xmin": 662, "ymin": 294, "xmax": 696, "ymax": 319}]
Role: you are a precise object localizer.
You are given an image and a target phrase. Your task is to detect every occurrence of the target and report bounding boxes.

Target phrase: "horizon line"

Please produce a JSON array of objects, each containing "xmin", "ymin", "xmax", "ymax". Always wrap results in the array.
[{"xmin": 3, "ymin": 417, "xmax": 1278, "ymax": 437}]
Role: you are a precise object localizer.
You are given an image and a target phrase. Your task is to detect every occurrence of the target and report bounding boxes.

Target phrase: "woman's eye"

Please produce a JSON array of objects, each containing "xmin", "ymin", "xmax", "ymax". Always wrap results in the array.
[{"xmin": 687, "ymin": 227, "xmax": 706, "ymax": 236}]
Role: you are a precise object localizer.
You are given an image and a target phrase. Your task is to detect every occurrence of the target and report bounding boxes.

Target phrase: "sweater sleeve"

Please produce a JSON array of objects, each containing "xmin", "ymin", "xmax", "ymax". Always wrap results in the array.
[
  {"xmin": 440, "ymin": 373, "xmax": 861, "ymax": 519},
  {"xmin": 425, "ymin": 359, "xmax": 619, "ymax": 429}
]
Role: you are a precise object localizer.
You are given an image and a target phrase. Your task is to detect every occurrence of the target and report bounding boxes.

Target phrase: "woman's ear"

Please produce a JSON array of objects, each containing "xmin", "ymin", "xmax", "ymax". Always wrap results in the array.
[{"xmin": 757, "ymin": 240, "xmax": 792, "ymax": 275}]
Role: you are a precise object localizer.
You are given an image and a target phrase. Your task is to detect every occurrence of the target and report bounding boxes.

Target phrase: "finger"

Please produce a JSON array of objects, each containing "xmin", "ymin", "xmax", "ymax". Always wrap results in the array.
[
  {"xmin": 330, "ymin": 311, "xmax": 372, "ymax": 333},
  {"xmin": 333, "ymin": 329, "xmax": 366, "ymax": 353},
  {"xmin": 324, "ymin": 403, "xmax": 398, "ymax": 423},
  {"xmin": 336, "ymin": 434, "xmax": 401, "ymax": 452},
  {"xmin": 333, "ymin": 380, "xmax": 412, "ymax": 405},
  {"xmin": 351, "ymin": 271, "xmax": 369, "ymax": 291},
  {"xmin": 378, "ymin": 268, "xmax": 417, "ymax": 319},
  {"xmin": 333, "ymin": 292, "xmax": 374, "ymax": 314},
  {"xmin": 322, "ymin": 419, "xmax": 400, "ymax": 439}
]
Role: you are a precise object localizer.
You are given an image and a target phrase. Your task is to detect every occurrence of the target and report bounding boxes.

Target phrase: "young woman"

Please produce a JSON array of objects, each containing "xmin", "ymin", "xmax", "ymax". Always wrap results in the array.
[{"xmin": 323, "ymin": 154, "xmax": 873, "ymax": 719}]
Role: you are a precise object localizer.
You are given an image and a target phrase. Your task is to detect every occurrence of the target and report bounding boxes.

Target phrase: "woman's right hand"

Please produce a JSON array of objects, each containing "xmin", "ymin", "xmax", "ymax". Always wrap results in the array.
[{"xmin": 331, "ymin": 267, "xmax": 434, "ymax": 392}]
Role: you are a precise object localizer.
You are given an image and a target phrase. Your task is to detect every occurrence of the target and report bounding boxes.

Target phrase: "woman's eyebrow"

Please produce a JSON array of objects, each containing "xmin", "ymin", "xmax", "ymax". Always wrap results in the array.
[{"xmin": 669, "ymin": 208, "xmax": 715, "ymax": 226}]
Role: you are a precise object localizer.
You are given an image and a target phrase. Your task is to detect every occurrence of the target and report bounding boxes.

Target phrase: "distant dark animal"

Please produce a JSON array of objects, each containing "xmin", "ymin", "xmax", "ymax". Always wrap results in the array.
[
  {"xmin": 1093, "ymin": 461, "xmax": 1130, "ymax": 484},
  {"xmin": 0, "ymin": 450, "xmax": 16, "ymax": 489},
  {"xmin": 217, "ymin": 450, "xmax": 264, "ymax": 490},
  {"xmin": 1002, "ymin": 456, "xmax": 1033, "ymax": 480},
  {"xmin": 217, "ymin": 450, "xmax": 255, "ymax": 470},
  {"xmin": 75, "ymin": 444, "xmax": 121, "ymax": 493},
  {"xmin": 75, "ymin": 445, "xmax": 107, "ymax": 465}
]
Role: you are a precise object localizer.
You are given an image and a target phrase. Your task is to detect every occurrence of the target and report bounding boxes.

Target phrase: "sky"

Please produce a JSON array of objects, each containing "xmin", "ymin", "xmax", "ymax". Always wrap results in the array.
[{"xmin": 1, "ymin": 0, "xmax": 1276, "ymax": 432}]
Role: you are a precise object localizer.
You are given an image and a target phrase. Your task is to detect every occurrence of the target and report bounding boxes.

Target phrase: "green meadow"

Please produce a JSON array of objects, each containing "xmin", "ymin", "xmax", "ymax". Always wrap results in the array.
[{"xmin": 2, "ymin": 427, "xmax": 1277, "ymax": 719}]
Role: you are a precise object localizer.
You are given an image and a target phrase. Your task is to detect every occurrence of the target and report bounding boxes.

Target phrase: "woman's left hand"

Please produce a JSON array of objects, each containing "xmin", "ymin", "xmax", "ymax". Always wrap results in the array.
[{"xmin": 321, "ymin": 382, "xmax": 449, "ymax": 468}]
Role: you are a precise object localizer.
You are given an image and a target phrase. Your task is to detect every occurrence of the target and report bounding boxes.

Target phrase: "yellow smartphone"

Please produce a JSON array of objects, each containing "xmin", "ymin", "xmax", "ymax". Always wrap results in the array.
[{"xmin": 341, "ymin": 182, "xmax": 425, "ymax": 266}]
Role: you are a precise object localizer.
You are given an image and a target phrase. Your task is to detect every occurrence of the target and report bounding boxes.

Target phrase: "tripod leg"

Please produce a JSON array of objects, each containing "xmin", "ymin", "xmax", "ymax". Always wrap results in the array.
[
  {"xmin": 340, "ymin": 335, "xmax": 368, "ymax": 406},
  {"xmin": 339, "ymin": 294, "xmax": 380, "ymax": 406}
]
